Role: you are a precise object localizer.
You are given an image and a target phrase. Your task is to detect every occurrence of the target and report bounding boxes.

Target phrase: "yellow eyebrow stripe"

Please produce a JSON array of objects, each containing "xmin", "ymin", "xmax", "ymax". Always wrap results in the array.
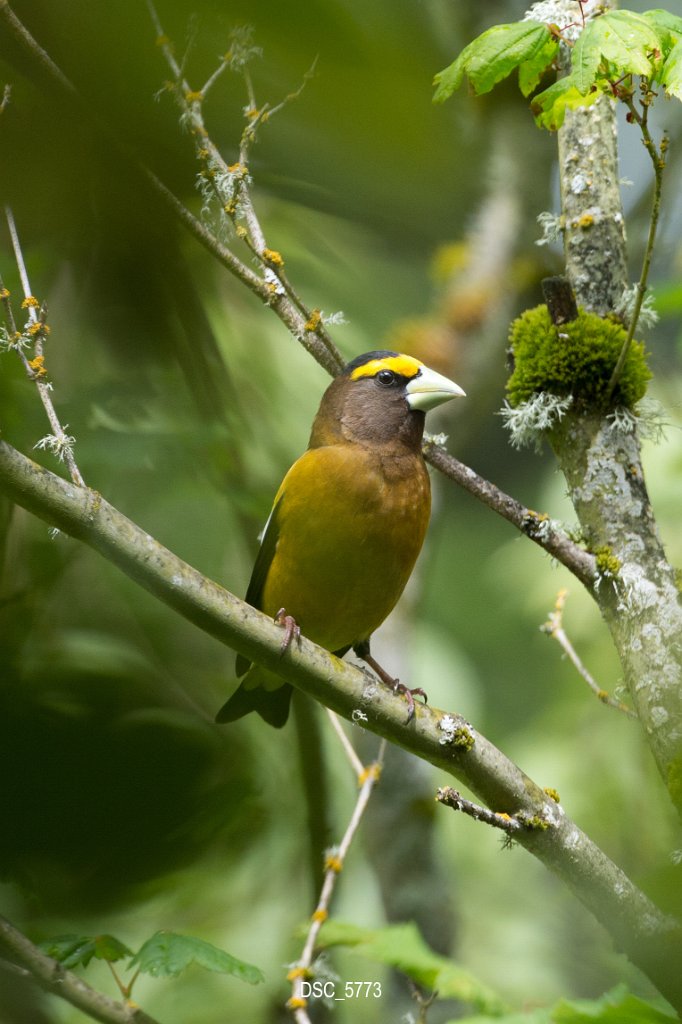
[{"xmin": 349, "ymin": 354, "xmax": 424, "ymax": 381}]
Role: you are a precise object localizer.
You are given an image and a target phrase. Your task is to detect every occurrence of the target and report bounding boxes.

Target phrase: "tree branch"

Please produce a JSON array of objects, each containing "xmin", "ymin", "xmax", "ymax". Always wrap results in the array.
[
  {"xmin": 424, "ymin": 442, "xmax": 597, "ymax": 588},
  {"xmin": 0, "ymin": 914, "xmax": 163, "ymax": 1024},
  {"xmin": 1, "ymin": 438, "xmax": 681, "ymax": 1008}
]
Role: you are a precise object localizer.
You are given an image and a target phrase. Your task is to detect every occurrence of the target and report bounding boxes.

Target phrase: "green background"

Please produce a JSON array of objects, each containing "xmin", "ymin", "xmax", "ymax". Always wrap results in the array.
[{"xmin": 1, "ymin": 1, "xmax": 681, "ymax": 1021}]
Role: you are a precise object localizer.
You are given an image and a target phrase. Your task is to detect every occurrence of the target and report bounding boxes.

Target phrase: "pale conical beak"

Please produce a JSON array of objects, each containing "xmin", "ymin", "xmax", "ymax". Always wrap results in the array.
[{"xmin": 406, "ymin": 365, "xmax": 466, "ymax": 411}]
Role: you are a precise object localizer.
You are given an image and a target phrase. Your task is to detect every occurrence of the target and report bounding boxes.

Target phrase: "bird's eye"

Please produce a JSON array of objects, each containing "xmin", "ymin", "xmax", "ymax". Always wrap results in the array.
[{"xmin": 376, "ymin": 369, "xmax": 396, "ymax": 386}]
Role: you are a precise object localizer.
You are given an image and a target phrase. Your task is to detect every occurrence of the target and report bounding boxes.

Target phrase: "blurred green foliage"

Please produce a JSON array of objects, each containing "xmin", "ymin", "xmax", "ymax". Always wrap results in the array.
[{"xmin": 1, "ymin": 0, "xmax": 682, "ymax": 1022}]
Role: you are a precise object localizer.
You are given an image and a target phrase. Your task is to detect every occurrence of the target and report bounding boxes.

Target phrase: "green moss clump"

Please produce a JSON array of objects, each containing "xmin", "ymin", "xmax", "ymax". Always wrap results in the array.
[{"xmin": 506, "ymin": 305, "xmax": 651, "ymax": 410}]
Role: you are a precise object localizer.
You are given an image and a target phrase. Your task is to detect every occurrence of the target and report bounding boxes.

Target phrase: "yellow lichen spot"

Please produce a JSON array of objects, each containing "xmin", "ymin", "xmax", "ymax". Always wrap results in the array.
[
  {"xmin": 527, "ymin": 509, "xmax": 548, "ymax": 522},
  {"xmin": 262, "ymin": 248, "xmax": 284, "ymax": 267},
  {"xmin": 223, "ymin": 201, "xmax": 237, "ymax": 217},
  {"xmin": 594, "ymin": 545, "xmax": 621, "ymax": 578},
  {"xmin": 235, "ymin": 225, "xmax": 248, "ymax": 239},
  {"xmin": 196, "ymin": 147, "xmax": 210, "ymax": 160},
  {"xmin": 22, "ymin": 296, "xmax": 39, "ymax": 309},
  {"xmin": 496, "ymin": 812, "xmax": 512, "ymax": 821},
  {"xmin": 0, "ymin": 287, "xmax": 10, "ymax": 299},
  {"xmin": 28, "ymin": 322, "xmax": 50, "ymax": 338},
  {"xmin": 312, "ymin": 908, "xmax": 328, "ymax": 924},
  {"xmin": 227, "ymin": 162, "xmax": 246, "ymax": 175},
  {"xmin": 543, "ymin": 787, "xmax": 561, "ymax": 803},
  {"xmin": 358, "ymin": 763, "xmax": 381, "ymax": 786},
  {"xmin": 286, "ymin": 997, "xmax": 307, "ymax": 1011},
  {"xmin": 452, "ymin": 726, "xmax": 475, "ymax": 751},
  {"xmin": 28, "ymin": 355, "xmax": 47, "ymax": 377},
  {"xmin": 597, "ymin": 689, "xmax": 610, "ymax": 704},
  {"xmin": 184, "ymin": 90, "xmax": 204, "ymax": 104},
  {"xmin": 155, "ymin": 34, "xmax": 171, "ymax": 47},
  {"xmin": 324, "ymin": 854, "xmax": 343, "ymax": 873},
  {"xmin": 245, "ymin": 107, "xmax": 259, "ymax": 119},
  {"xmin": 522, "ymin": 814, "xmax": 550, "ymax": 831},
  {"xmin": 286, "ymin": 966, "xmax": 311, "ymax": 981},
  {"xmin": 576, "ymin": 214, "xmax": 594, "ymax": 229},
  {"xmin": 305, "ymin": 309, "xmax": 322, "ymax": 332}
]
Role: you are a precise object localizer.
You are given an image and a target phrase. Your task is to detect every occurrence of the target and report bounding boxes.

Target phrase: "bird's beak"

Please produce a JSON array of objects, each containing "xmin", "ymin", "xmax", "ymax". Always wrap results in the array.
[{"xmin": 406, "ymin": 365, "xmax": 466, "ymax": 411}]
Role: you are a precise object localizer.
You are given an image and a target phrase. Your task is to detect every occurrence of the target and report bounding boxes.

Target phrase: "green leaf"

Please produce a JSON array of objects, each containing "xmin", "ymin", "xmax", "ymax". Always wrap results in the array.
[
  {"xmin": 445, "ymin": 985, "xmax": 678, "ymax": 1024},
  {"xmin": 660, "ymin": 38, "xmax": 682, "ymax": 98},
  {"xmin": 40, "ymin": 933, "xmax": 133, "ymax": 970},
  {"xmin": 531, "ymin": 75, "xmax": 604, "ymax": 131},
  {"xmin": 519, "ymin": 35, "xmax": 560, "ymax": 97},
  {"xmin": 316, "ymin": 920, "xmax": 507, "ymax": 1014},
  {"xmin": 641, "ymin": 9, "xmax": 682, "ymax": 47},
  {"xmin": 553, "ymin": 984, "xmax": 678, "ymax": 1023},
  {"xmin": 572, "ymin": 11, "xmax": 665, "ymax": 94},
  {"xmin": 434, "ymin": 21, "xmax": 555, "ymax": 102},
  {"xmin": 129, "ymin": 931, "xmax": 264, "ymax": 986},
  {"xmin": 445, "ymin": 1008, "xmax": 552, "ymax": 1024}
]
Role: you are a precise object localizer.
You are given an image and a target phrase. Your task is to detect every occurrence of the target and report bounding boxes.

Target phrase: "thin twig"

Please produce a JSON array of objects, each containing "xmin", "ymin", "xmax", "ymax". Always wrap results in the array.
[
  {"xmin": 424, "ymin": 441, "xmax": 597, "ymax": 588},
  {"xmin": 325, "ymin": 709, "xmax": 365, "ymax": 777},
  {"xmin": 436, "ymin": 787, "xmax": 524, "ymax": 836},
  {"xmin": 146, "ymin": 0, "xmax": 343, "ymax": 375},
  {"xmin": 542, "ymin": 589, "xmax": 637, "ymax": 717},
  {"xmin": 0, "ymin": 914, "xmax": 163, "ymax": 1024},
  {"xmin": 287, "ymin": 737, "xmax": 386, "ymax": 1020},
  {"xmin": 606, "ymin": 85, "xmax": 666, "ymax": 400},
  {"xmin": 3, "ymin": 208, "xmax": 85, "ymax": 487}
]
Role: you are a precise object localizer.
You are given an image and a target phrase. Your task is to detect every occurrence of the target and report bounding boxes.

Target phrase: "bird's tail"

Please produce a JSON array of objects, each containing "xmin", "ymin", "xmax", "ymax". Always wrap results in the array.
[{"xmin": 215, "ymin": 666, "xmax": 292, "ymax": 728}]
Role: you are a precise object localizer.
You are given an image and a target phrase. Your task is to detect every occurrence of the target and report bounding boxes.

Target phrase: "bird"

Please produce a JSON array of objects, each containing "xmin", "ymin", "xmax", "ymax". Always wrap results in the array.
[{"xmin": 216, "ymin": 350, "xmax": 465, "ymax": 727}]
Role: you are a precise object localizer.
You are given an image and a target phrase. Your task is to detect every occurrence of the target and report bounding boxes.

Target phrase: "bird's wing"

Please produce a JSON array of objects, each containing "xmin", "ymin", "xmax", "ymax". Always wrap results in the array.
[{"xmin": 235, "ymin": 493, "xmax": 284, "ymax": 678}]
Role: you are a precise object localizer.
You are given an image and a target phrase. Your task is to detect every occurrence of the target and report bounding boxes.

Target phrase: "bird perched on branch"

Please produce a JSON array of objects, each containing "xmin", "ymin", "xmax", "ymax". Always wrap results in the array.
[{"xmin": 216, "ymin": 350, "xmax": 465, "ymax": 727}]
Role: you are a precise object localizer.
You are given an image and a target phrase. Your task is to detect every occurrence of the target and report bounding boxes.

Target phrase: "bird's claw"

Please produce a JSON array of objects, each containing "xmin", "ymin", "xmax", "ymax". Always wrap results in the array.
[
  {"xmin": 358, "ymin": 650, "xmax": 428, "ymax": 724},
  {"xmin": 274, "ymin": 608, "xmax": 301, "ymax": 655},
  {"xmin": 392, "ymin": 680, "xmax": 428, "ymax": 723}
]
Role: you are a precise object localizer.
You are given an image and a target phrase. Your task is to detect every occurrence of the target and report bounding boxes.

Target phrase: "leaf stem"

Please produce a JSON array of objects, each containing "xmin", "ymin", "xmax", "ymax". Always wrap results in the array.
[{"xmin": 606, "ymin": 86, "xmax": 666, "ymax": 402}]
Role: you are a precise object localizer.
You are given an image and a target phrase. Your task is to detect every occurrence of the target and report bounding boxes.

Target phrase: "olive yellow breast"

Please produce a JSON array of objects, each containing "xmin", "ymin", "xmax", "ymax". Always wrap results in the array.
[{"xmin": 261, "ymin": 441, "xmax": 431, "ymax": 654}]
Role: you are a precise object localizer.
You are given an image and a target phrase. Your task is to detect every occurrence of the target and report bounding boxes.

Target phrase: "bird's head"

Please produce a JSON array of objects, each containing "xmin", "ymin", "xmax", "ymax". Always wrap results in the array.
[{"xmin": 310, "ymin": 350, "xmax": 465, "ymax": 448}]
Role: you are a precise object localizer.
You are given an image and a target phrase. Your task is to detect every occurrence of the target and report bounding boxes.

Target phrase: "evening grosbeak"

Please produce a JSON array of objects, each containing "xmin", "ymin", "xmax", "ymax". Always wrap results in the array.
[{"xmin": 217, "ymin": 350, "xmax": 465, "ymax": 726}]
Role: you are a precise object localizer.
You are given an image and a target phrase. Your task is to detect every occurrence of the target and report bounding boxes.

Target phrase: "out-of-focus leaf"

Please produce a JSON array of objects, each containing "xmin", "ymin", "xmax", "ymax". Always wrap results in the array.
[
  {"xmin": 445, "ymin": 984, "xmax": 677, "ymax": 1023},
  {"xmin": 129, "ymin": 931, "xmax": 264, "ymax": 985},
  {"xmin": 40, "ymin": 933, "xmax": 132, "ymax": 969},
  {"xmin": 317, "ymin": 920, "xmax": 507, "ymax": 1014},
  {"xmin": 553, "ymin": 984, "xmax": 678, "ymax": 1023}
]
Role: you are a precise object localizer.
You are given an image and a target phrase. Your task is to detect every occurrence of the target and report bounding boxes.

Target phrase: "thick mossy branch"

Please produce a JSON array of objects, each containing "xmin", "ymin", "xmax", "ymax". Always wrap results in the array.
[{"xmin": 506, "ymin": 305, "xmax": 651, "ymax": 411}]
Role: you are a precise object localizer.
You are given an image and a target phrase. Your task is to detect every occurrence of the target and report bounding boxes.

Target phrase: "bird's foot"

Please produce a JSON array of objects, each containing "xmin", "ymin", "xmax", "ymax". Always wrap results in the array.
[
  {"xmin": 360, "ymin": 650, "xmax": 427, "ymax": 724},
  {"xmin": 390, "ymin": 680, "xmax": 427, "ymax": 723},
  {"xmin": 274, "ymin": 608, "xmax": 301, "ymax": 655}
]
